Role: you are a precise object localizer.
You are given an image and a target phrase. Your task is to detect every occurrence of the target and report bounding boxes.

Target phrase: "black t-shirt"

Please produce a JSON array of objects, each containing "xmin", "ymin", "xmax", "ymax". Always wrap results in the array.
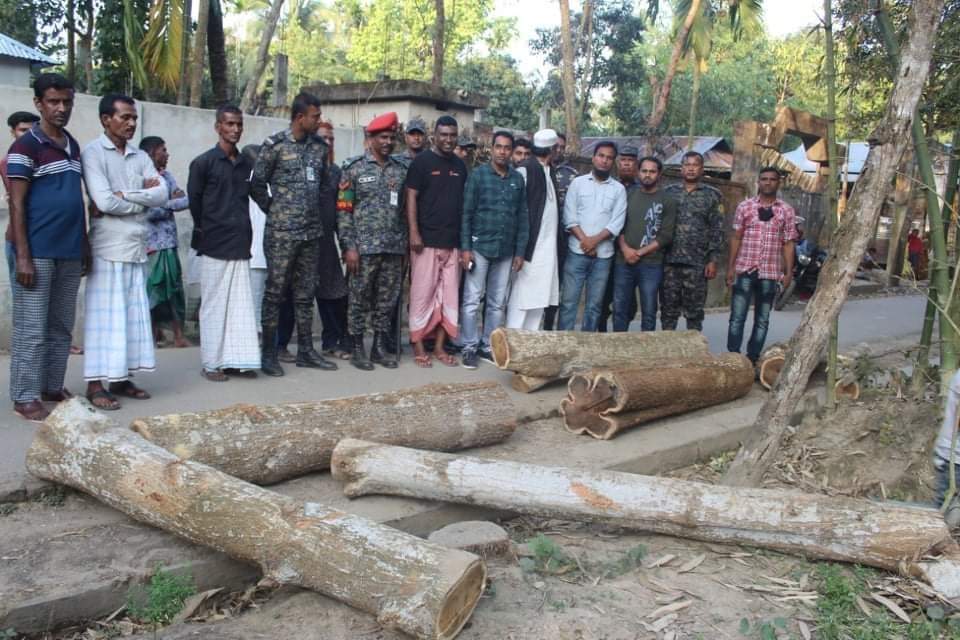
[{"xmin": 404, "ymin": 149, "xmax": 467, "ymax": 249}]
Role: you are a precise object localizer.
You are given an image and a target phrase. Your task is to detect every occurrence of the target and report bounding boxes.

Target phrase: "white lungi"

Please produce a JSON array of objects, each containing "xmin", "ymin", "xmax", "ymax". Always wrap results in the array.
[{"xmin": 200, "ymin": 256, "xmax": 261, "ymax": 371}]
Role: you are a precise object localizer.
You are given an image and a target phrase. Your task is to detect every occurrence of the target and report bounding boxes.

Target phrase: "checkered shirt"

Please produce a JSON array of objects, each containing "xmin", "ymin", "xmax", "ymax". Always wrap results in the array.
[{"xmin": 732, "ymin": 196, "xmax": 798, "ymax": 281}]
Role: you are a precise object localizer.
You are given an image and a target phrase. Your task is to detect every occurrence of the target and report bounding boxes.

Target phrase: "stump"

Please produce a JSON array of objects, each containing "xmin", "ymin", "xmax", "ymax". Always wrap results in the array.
[
  {"xmin": 490, "ymin": 328, "xmax": 710, "ymax": 392},
  {"xmin": 561, "ymin": 354, "xmax": 755, "ymax": 439},
  {"xmin": 27, "ymin": 400, "xmax": 486, "ymax": 640},
  {"xmin": 131, "ymin": 382, "xmax": 516, "ymax": 484},
  {"xmin": 331, "ymin": 439, "xmax": 960, "ymax": 599}
]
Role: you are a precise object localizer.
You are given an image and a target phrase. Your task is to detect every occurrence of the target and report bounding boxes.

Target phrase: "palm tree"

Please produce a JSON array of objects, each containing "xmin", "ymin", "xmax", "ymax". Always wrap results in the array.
[
  {"xmin": 207, "ymin": 0, "xmax": 229, "ymax": 104},
  {"xmin": 142, "ymin": 0, "xmax": 185, "ymax": 95},
  {"xmin": 188, "ymin": 0, "xmax": 209, "ymax": 106},
  {"xmin": 239, "ymin": 0, "xmax": 285, "ymax": 112}
]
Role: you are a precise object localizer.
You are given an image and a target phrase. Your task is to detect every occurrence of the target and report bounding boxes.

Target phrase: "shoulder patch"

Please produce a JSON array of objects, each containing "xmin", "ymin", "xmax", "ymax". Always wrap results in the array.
[{"xmin": 342, "ymin": 155, "xmax": 363, "ymax": 170}]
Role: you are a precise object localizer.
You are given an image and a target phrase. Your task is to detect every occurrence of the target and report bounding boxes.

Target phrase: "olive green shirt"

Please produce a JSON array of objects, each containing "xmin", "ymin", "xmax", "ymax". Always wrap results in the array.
[{"xmin": 616, "ymin": 188, "xmax": 677, "ymax": 265}]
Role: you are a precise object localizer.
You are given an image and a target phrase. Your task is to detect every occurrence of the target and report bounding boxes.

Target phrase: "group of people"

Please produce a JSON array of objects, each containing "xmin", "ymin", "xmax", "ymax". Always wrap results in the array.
[{"xmin": 5, "ymin": 71, "xmax": 799, "ymax": 422}]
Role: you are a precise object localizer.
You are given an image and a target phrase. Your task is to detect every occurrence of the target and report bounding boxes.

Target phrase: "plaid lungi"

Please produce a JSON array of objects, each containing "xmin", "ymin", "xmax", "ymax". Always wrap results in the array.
[{"xmin": 199, "ymin": 256, "xmax": 260, "ymax": 371}]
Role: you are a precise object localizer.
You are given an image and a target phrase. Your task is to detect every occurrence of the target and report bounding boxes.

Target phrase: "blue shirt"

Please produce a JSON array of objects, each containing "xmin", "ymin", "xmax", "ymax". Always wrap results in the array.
[
  {"xmin": 6, "ymin": 123, "xmax": 85, "ymax": 260},
  {"xmin": 562, "ymin": 173, "xmax": 627, "ymax": 259}
]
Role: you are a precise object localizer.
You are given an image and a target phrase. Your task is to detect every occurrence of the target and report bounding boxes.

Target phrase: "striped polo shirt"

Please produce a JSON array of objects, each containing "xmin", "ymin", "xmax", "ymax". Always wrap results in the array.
[{"xmin": 6, "ymin": 123, "xmax": 85, "ymax": 260}]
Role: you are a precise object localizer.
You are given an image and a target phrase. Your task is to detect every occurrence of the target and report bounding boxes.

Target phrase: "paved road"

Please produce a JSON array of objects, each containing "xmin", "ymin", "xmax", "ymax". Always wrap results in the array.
[{"xmin": 0, "ymin": 293, "xmax": 928, "ymax": 483}]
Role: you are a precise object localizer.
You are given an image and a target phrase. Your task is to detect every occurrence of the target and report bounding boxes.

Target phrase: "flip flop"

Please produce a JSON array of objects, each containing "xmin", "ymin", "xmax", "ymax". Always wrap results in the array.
[
  {"xmin": 14, "ymin": 400, "xmax": 50, "ymax": 422},
  {"xmin": 434, "ymin": 352, "xmax": 458, "ymax": 367},
  {"xmin": 69, "ymin": 345, "xmax": 84, "ymax": 355},
  {"xmin": 223, "ymin": 368, "xmax": 257, "ymax": 378},
  {"xmin": 41, "ymin": 389, "xmax": 74, "ymax": 402},
  {"xmin": 108, "ymin": 381, "xmax": 151, "ymax": 399},
  {"xmin": 201, "ymin": 370, "xmax": 229, "ymax": 382},
  {"xmin": 86, "ymin": 389, "xmax": 120, "ymax": 411},
  {"xmin": 414, "ymin": 353, "xmax": 433, "ymax": 368}
]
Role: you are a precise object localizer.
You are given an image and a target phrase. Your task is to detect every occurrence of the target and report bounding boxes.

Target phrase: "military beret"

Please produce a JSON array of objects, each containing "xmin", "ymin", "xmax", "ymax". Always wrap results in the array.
[{"xmin": 367, "ymin": 112, "xmax": 399, "ymax": 135}]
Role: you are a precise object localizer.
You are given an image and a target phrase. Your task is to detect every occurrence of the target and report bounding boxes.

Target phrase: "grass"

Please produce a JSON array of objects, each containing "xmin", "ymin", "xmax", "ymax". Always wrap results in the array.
[
  {"xmin": 126, "ymin": 564, "xmax": 197, "ymax": 627},
  {"xmin": 0, "ymin": 503, "xmax": 17, "ymax": 516}
]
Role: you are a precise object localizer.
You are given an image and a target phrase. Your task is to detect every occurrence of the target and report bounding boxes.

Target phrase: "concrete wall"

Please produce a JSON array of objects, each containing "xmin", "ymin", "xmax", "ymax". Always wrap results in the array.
[
  {"xmin": 322, "ymin": 100, "xmax": 477, "ymax": 134},
  {"xmin": 0, "ymin": 59, "xmax": 30, "ymax": 89}
]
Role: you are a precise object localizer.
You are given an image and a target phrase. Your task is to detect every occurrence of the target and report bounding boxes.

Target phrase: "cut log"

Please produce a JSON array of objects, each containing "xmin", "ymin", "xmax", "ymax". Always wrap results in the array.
[
  {"xmin": 27, "ymin": 401, "xmax": 485, "ymax": 640},
  {"xmin": 331, "ymin": 439, "xmax": 960, "ymax": 599},
  {"xmin": 130, "ymin": 382, "xmax": 516, "ymax": 484},
  {"xmin": 758, "ymin": 343, "xmax": 787, "ymax": 390},
  {"xmin": 759, "ymin": 344, "xmax": 861, "ymax": 400},
  {"xmin": 490, "ymin": 328, "xmax": 710, "ymax": 392},
  {"xmin": 561, "ymin": 354, "xmax": 755, "ymax": 439}
]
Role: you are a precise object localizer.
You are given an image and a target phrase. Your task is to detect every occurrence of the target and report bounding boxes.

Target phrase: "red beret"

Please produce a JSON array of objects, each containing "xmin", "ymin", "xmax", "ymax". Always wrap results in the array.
[{"xmin": 367, "ymin": 112, "xmax": 398, "ymax": 134}]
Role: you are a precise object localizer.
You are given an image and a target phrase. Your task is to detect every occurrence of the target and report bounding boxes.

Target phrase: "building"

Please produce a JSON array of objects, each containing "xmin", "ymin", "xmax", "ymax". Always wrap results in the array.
[
  {"xmin": 580, "ymin": 135, "xmax": 733, "ymax": 177},
  {"xmin": 0, "ymin": 33, "xmax": 57, "ymax": 87}
]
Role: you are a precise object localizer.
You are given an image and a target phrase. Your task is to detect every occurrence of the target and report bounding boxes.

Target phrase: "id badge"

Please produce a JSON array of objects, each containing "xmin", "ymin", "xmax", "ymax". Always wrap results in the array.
[
  {"xmin": 389, "ymin": 191, "xmax": 399, "ymax": 206},
  {"xmin": 306, "ymin": 166, "xmax": 316, "ymax": 182}
]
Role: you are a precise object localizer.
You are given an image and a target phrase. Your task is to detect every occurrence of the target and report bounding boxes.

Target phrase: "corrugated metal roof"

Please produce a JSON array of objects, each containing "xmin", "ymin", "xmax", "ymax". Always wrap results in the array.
[
  {"xmin": 579, "ymin": 135, "xmax": 732, "ymax": 171},
  {"xmin": 0, "ymin": 33, "xmax": 57, "ymax": 65}
]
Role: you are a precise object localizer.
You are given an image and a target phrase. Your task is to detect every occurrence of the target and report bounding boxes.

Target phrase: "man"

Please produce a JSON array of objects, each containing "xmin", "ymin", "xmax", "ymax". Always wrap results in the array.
[
  {"xmin": 557, "ymin": 142, "xmax": 626, "ymax": 332},
  {"xmin": 140, "ymin": 136, "xmax": 189, "ymax": 349},
  {"xmin": 459, "ymin": 130, "xmax": 528, "ymax": 368},
  {"xmin": 399, "ymin": 116, "xmax": 427, "ymax": 164},
  {"xmin": 2, "ymin": 112, "xmax": 40, "ymax": 200},
  {"xmin": 506, "ymin": 129, "xmax": 560, "ymax": 330},
  {"xmin": 338, "ymin": 112, "xmax": 407, "ymax": 370},
  {"xmin": 454, "ymin": 135, "xmax": 477, "ymax": 168},
  {"xmin": 726, "ymin": 167, "xmax": 796, "ymax": 364},
  {"xmin": 6, "ymin": 74, "xmax": 85, "ymax": 422},
  {"xmin": 188, "ymin": 105, "xmax": 261, "ymax": 381},
  {"xmin": 243, "ymin": 144, "xmax": 268, "ymax": 328},
  {"xmin": 543, "ymin": 132, "xmax": 578, "ymax": 330},
  {"xmin": 661, "ymin": 151, "xmax": 723, "ymax": 331},
  {"xmin": 613, "ymin": 156, "xmax": 676, "ymax": 332},
  {"xmin": 405, "ymin": 115, "xmax": 467, "ymax": 367},
  {"xmin": 512, "ymin": 138, "xmax": 532, "ymax": 167},
  {"xmin": 251, "ymin": 91, "xmax": 337, "ymax": 376},
  {"xmin": 598, "ymin": 144, "xmax": 640, "ymax": 331},
  {"xmin": 908, "ymin": 228, "xmax": 923, "ymax": 276},
  {"xmin": 82, "ymin": 93, "xmax": 168, "ymax": 409}
]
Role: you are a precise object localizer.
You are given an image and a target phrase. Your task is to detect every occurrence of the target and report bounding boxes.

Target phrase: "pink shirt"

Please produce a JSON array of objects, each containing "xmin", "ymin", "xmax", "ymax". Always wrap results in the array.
[{"xmin": 732, "ymin": 196, "xmax": 797, "ymax": 281}]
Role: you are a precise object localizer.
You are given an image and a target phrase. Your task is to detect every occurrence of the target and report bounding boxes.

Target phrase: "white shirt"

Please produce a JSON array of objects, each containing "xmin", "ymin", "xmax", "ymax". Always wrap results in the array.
[
  {"xmin": 82, "ymin": 133, "xmax": 167, "ymax": 263},
  {"xmin": 936, "ymin": 369, "xmax": 960, "ymax": 463},
  {"xmin": 249, "ymin": 197, "xmax": 267, "ymax": 269},
  {"xmin": 563, "ymin": 173, "xmax": 627, "ymax": 259}
]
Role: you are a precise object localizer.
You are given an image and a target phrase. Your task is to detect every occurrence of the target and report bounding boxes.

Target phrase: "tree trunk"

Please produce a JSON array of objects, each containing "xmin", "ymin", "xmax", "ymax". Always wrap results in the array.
[
  {"xmin": 331, "ymin": 439, "xmax": 960, "ymax": 598},
  {"xmin": 27, "ymin": 401, "xmax": 485, "ymax": 640},
  {"xmin": 720, "ymin": 0, "xmax": 945, "ymax": 488},
  {"xmin": 239, "ymin": 0, "xmax": 285, "ymax": 113},
  {"xmin": 431, "ymin": 0, "xmax": 445, "ymax": 87},
  {"xmin": 188, "ymin": 0, "xmax": 209, "ymax": 107},
  {"xmin": 823, "ymin": 0, "xmax": 840, "ymax": 410},
  {"xmin": 647, "ymin": 0, "xmax": 701, "ymax": 131},
  {"xmin": 131, "ymin": 382, "xmax": 516, "ymax": 484},
  {"xmin": 558, "ymin": 0, "xmax": 579, "ymax": 151},
  {"xmin": 490, "ymin": 328, "xmax": 710, "ymax": 392},
  {"xmin": 945, "ymin": 130, "xmax": 960, "ymax": 263},
  {"xmin": 67, "ymin": 0, "xmax": 76, "ymax": 83},
  {"xmin": 561, "ymin": 354, "xmax": 754, "ymax": 440},
  {"xmin": 176, "ymin": 0, "xmax": 192, "ymax": 105},
  {"xmin": 206, "ymin": 0, "xmax": 229, "ymax": 105},
  {"xmin": 885, "ymin": 153, "xmax": 915, "ymax": 283},
  {"xmin": 686, "ymin": 58, "xmax": 701, "ymax": 149}
]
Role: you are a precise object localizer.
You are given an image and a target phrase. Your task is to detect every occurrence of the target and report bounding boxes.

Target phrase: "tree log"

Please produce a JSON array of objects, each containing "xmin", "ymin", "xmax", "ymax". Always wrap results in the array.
[
  {"xmin": 27, "ymin": 401, "xmax": 485, "ymax": 640},
  {"xmin": 331, "ymin": 439, "xmax": 960, "ymax": 598},
  {"xmin": 490, "ymin": 328, "xmax": 710, "ymax": 392},
  {"xmin": 561, "ymin": 354, "xmax": 755, "ymax": 439},
  {"xmin": 758, "ymin": 343, "xmax": 788, "ymax": 390},
  {"xmin": 759, "ymin": 344, "xmax": 860, "ymax": 400},
  {"xmin": 130, "ymin": 382, "xmax": 516, "ymax": 484}
]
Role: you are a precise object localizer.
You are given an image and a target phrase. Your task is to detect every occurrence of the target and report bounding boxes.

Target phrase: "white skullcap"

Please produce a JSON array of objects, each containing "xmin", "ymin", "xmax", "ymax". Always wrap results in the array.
[{"xmin": 533, "ymin": 129, "xmax": 559, "ymax": 148}]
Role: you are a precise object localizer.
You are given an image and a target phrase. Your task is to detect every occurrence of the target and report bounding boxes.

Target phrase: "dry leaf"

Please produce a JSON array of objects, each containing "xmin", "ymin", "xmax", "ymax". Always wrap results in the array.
[
  {"xmin": 646, "ymin": 600, "xmax": 692, "ymax": 619},
  {"xmin": 656, "ymin": 592, "xmax": 686, "ymax": 605},
  {"xmin": 855, "ymin": 595, "xmax": 875, "ymax": 617},
  {"xmin": 798, "ymin": 620, "xmax": 812, "ymax": 640},
  {"xmin": 173, "ymin": 587, "xmax": 224, "ymax": 624},
  {"xmin": 645, "ymin": 554, "xmax": 677, "ymax": 569},
  {"xmin": 664, "ymin": 631, "xmax": 677, "ymax": 640},
  {"xmin": 678, "ymin": 554, "xmax": 706, "ymax": 573},
  {"xmin": 871, "ymin": 593, "xmax": 911, "ymax": 624},
  {"xmin": 651, "ymin": 613, "xmax": 678, "ymax": 632}
]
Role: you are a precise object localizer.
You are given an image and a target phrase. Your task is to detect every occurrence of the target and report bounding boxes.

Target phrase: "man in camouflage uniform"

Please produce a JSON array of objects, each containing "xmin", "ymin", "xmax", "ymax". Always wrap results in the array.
[
  {"xmin": 339, "ymin": 112, "xmax": 407, "ymax": 370},
  {"xmin": 250, "ymin": 92, "xmax": 337, "ymax": 376},
  {"xmin": 544, "ymin": 132, "xmax": 578, "ymax": 330},
  {"xmin": 660, "ymin": 151, "xmax": 724, "ymax": 331}
]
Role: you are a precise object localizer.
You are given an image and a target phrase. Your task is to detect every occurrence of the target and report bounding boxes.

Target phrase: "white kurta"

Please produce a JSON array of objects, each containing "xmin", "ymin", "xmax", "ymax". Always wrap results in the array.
[{"xmin": 508, "ymin": 164, "xmax": 560, "ymax": 312}]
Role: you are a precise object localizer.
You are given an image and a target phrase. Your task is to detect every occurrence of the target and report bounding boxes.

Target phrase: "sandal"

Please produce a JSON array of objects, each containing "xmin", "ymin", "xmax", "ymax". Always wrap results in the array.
[
  {"xmin": 108, "ymin": 381, "xmax": 151, "ymax": 399},
  {"xmin": 434, "ymin": 352, "xmax": 458, "ymax": 367},
  {"xmin": 86, "ymin": 389, "xmax": 120, "ymax": 411},
  {"xmin": 14, "ymin": 400, "xmax": 50, "ymax": 422},
  {"xmin": 41, "ymin": 389, "xmax": 74, "ymax": 402},
  {"xmin": 201, "ymin": 369, "xmax": 229, "ymax": 382},
  {"xmin": 223, "ymin": 368, "xmax": 257, "ymax": 378},
  {"xmin": 414, "ymin": 353, "xmax": 433, "ymax": 368},
  {"xmin": 69, "ymin": 345, "xmax": 84, "ymax": 355}
]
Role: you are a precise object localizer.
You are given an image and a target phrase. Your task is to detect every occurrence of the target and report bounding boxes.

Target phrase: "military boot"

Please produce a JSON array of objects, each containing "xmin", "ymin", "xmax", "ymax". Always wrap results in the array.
[
  {"xmin": 350, "ymin": 334, "xmax": 374, "ymax": 371},
  {"xmin": 370, "ymin": 332, "xmax": 398, "ymax": 369},
  {"xmin": 260, "ymin": 324, "xmax": 284, "ymax": 377},
  {"xmin": 296, "ymin": 334, "xmax": 338, "ymax": 370}
]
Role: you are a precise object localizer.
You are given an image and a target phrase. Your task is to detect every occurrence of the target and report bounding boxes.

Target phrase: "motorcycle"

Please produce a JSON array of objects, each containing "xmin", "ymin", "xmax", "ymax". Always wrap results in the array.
[{"xmin": 774, "ymin": 245, "xmax": 827, "ymax": 310}]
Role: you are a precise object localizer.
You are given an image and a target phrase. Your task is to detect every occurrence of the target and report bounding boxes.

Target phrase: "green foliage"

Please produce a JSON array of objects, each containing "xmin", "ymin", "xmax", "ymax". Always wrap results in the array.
[
  {"xmin": 739, "ymin": 616, "xmax": 789, "ymax": 639},
  {"xmin": 95, "ymin": 0, "xmax": 151, "ymax": 95},
  {"xmin": 126, "ymin": 565, "xmax": 197, "ymax": 626},
  {"xmin": 521, "ymin": 534, "xmax": 577, "ymax": 575},
  {"xmin": 597, "ymin": 544, "xmax": 647, "ymax": 578},
  {"xmin": 0, "ymin": 628, "xmax": 16, "ymax": 640},
  {"xmin": 0, "ymin": 0, "xmax": 66, "ymax": 54},
  {"xmin": 445, "ymin": 55, "xmax": 538, "ymax": 131},
  {"xmin": 0, "ymin": 503, "xmax": 17, "ymax": 516},
  {"xmin": 34, "ymin": 484, "xmax": 67, "ymax": 507},
  {"xmin": 142, "ymin": 0, "xmax": 185, "ymax": 94}
]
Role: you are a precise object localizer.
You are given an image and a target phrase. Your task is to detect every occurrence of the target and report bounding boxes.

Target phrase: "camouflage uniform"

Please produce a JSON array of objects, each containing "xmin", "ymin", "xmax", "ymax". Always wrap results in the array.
[
  {"xmin": 544, "ymin": 161, "xmax": 579, "ymax": 330},
  {"xmin": 340, "ymin": 151, "xmax": 408, "ymax": 336},
  {"xmin": 660, "ymin": 182, "xmax": 724, "ymax": 331},
  {"xmin": 250, "ymin": 128, "xmax": 329, "ymax": 335}
]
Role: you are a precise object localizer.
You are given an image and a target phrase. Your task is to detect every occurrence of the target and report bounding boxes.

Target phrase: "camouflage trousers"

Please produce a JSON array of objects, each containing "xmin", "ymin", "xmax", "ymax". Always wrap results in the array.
[
  {"xmin": 660, "ymin": 263, "xmax": 707, "ymax": 331},
  {"xmin": 347, "ymin": 253, "xmax": 403, "ymax": 335},
  {"xmin": 262, "ymin": 230, "xmax": 320, "ymax": 334}
]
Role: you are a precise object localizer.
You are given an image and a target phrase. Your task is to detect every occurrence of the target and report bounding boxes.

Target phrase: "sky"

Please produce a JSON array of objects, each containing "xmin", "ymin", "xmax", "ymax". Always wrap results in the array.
[{"xmin": 495, "ymin": 0, "xmax": 826, "ymax": 79}]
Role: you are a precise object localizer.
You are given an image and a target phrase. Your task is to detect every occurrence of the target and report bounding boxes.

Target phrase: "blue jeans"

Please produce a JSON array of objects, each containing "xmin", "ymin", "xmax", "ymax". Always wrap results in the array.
[
  {"xmin": 727, "ymin": 271, "xmax": 778, "ymax": 362},
  {"xmin": 558, "ymin": 252, "xmax": 612, "ymax": 332},
  {"xmin": 460, "ymin": 253, "xmax": 512, "ymax": 352},
  {"xmin": 613, "ymin": 262, "xmax": 663, "ymax": 331}
]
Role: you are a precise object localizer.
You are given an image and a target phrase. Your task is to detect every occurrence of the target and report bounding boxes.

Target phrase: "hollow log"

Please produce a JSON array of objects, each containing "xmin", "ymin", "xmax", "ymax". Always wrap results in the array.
[
  {"xmin": 561, "ymin": 354, "xmax": 755, "ymax": 439},
  {"xmin": 490, "ymin": 328, "xmax": 710, "ymax": 392},
  {"xmin": 331, "ymin": 439, "xmax": 960, "ymax": 599},
  {"xmin": 27, "ymin": 401, "xmax": 485, "ymax": 640},
  {"xmin": 758, "ymin": 343, "xmax": 788, "ymax": 390},
  {"xmin": 759, "ymin": 345, "xmax": 861, "ymax": 400},
  {"xmin": 130, "ymin": 382, "xmax": 516, "ymax": 484}
]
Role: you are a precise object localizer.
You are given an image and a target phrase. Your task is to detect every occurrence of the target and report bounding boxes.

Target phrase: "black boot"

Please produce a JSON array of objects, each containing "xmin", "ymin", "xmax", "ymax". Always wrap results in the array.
[
  {"xmin": 260, "ymin": 324, "xmax": 284, "ymax": 377},
  {"xmin": 370, "ymin": 332, "xmax": 398, "ymax": 369},
  {"xmin": 350, "ymin": 334, "xmax": 374, "ymax": 371},
  {"xmin": 296, "ymin": 334, "xmax": 337, "ymax": 370}
]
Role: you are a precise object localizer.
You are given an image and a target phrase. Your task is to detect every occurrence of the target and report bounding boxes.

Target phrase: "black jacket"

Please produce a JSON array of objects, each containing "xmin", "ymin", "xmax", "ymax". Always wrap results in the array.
[{"xmin": 520, "ymin": 156, "xmax": 560, "ymax": 262}]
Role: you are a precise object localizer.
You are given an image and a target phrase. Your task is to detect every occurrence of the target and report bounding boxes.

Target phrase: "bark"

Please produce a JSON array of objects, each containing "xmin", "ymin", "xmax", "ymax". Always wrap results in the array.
[
  {"xmin": 27, "ymin": 401, "xmax": 485, "ymax": 640},
  {"xmin": 884, "ymin": 153, "xmax": 915, "ymax": 283},
  {"xmin": 188, "ymin": 0, "xmax": 209, "ymax": 107},
  {"xmin": 206, "ymin": 0, "xmax": 229, "ymax": 106},
  {"xmin": 686, "ymin": 59, "xmax": 701, "ymax": 149},
  {"xmin": 490, "ymin": 328, "xmax": 710, "ymax": 391},
  {"xmin": 720, "ymin": 0, "xmax": 945, "ymax": 488},
  {"xmin": 239, "ymin": 0, "xmax": 285, "ymax": 113},
  {"xmin": 431, "ymin": 0, "xmax": 445, "ymax": 87},
  {"xmin": 558, "ymin": 0, "xmax": 579, "ymax": 151},
  {"xmin": 331, "ymin": 440, "xmax": 960, "ymax": 598},
  {"xmin": 131, "ymin": 382, "xmax": 516, "ymax": 484},
  {"xmin": 67, "ymin": 0, "xmax": 76, "ymax": 83},
  {"xmin": 176, "ymin": 0, "xmax": 192, "ymax": 105},
  {"xmin": 757, "ymin": 343, "xmax": 788, "ymax": 390},
  {"xmin": 647, "ymin": 0, "xmax": 701, "ymax": 131},
  {"xmin": 561, "ymin": 354, "xmax": 754, "ymax": 440},
  {"xmin": 823, "ymin": 0, "xmax": 840, "ymax": 409}
]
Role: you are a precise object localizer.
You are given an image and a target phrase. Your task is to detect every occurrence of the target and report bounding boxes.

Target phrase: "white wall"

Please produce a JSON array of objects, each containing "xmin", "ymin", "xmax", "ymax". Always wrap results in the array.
[
  {"xmin": 323, "ymin": 100, "xmax": 478, "ymax": 135},
  {"xmin": 0, "ymin": 59, "xmax": 30, "ymax": 89}
]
